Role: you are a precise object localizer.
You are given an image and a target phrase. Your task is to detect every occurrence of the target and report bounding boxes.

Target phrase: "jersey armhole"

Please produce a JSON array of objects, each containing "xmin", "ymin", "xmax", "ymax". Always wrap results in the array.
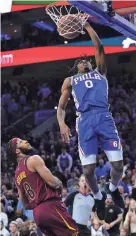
[
  {"xmin": 24, "ymin": 157, "xmax": 30, "ymax": 172},
  {"xmin": 95, "ymin": 68, "xmax": 106, "ymax": 79},
  {"xmin": 24, "ymin": 157, "xmax": 36, "ymax": 173}
]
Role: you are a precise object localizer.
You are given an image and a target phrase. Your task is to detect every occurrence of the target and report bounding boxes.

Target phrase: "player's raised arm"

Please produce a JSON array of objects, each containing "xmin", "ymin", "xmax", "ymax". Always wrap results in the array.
[
  {"xmin": 57, "ymin": 77, "xmax": 71, "ymax": 143},
  {"xmin": 28, "ymin": 155, "xmax": 62, "ymax": 189},
  {"xmin": 84, "ymin": 22, "xmax": 107, "ymax": 76}
]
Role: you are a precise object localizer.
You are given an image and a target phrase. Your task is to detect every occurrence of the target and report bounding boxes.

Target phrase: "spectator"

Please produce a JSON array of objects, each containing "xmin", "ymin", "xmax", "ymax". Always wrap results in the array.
[
  {"xmin": 19, "ymin": 91, "xmax": 27, "ymax": 106},
  {"xmin": 9, "ymin": 221, "xmax": 19, "ymax": 236},
  {"xmin": 15, "ymin": 218, "xmax": 24, "ymax": 234},
  {"xmin": 131, "ymin": 180, "xmax": 136, "ymax": 201},
  {"xmin": 90, "ymin": 217, "xmax": 109, "ymax": 236},
  {"xmin": 118, "ymin": 185, "xmax": 125, "ymax": 200},
  {"xmin": 16, "ymin": 200, "xmax": 34, "ymax": 221},
  {"xmin": 28, "ymin": 221, "xmax": 38, "ymax": 236},
  {"xmin": 65, "ymin": 175, "xmax": 95, "ymax": 236},
  {"xmin": 5, "ymin": 190, "xmax": 18, "ymax": 222},
  {"xmin": 62, "ymin": 187, "xmax": 68, "ymax": 202},
  {"xmin": 1, "ymin": 89, "xmax": 12, "ymax": 106},
  {"xmin": 96, "ymin": 159, "xmax": 111, "ymax": 178},
  {"xmin": 104, "ymin": 194, "xmax": 123, "ymax": 236},
  {"xmin": 132, "ymin": 163, "xmax": 136, "ymax": 175},
  {"xmin": 67, "ymin": 172, "xmax": 79, "ymax": 193},
  {"xmin": 98, "ymin": 176, "xmax": 107, "ymax": 192},
  {"xmin": 1, "ymin": 185, "xmax": 8, "ymax": 196},
  {"xmin": 19, "ymin": 221, "xmax": 30, "ymax": 236},
  {"xmin": 37, "ymin": 82, "xmax": 51, "ymax": 99},
  {"xmin": 8, "ymin": 98, "xmax": 19, "ymax": 116},
  {"xmin": 123, "ymin": 195, "xmax": 131, "ymax": 221},
  {"xmin": 57, "ymin": 147, "xmax": 73, "ymax": 174},
  {"xmin": 0, "ymin": 202, "xmax": 8, "ymax": 228},
  {"xmin": 0, "ymin": 220, "xmax": 10, "ymax": 236},
  {"xmin": 119, "ymin": 227, "xmax": 128, "ymax": 236},
  {"xmin": 123, "ymin": 199, "xmax": 136, "ymax": 235},
  {"xmin": 119, "ymin": 179, "xmax": 129, "ymax": 195}
]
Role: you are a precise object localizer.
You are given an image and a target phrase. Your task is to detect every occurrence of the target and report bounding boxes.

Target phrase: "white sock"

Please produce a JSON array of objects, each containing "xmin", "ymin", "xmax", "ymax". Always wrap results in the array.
[
  {"xmin": 93, "ymin": 190, "xmax": 103, "ymax": 200},
  {"xmin": 109, "ymin": 182, "xmax": 118, "ymax": 192}
]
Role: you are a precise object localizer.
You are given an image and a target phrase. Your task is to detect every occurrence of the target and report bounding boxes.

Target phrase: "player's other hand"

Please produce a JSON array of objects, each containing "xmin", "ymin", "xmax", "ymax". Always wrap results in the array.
[
  {"xmin": 56, "ymin": 182, "xmax": 63, "ymax": 194},
  {"xmin": 60, "ymin": 123, "xmax": 71, "ymax": 143},
  {"xmin": 55, "ymin": 178, "xmax": 63, "ymax": 194}
]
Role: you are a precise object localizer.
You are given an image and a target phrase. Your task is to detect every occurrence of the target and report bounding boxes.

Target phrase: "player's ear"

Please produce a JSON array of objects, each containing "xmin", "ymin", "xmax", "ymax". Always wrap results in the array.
[{"xmin": 16, "ymin": 148, "xmax": 21, "ymax": 155}]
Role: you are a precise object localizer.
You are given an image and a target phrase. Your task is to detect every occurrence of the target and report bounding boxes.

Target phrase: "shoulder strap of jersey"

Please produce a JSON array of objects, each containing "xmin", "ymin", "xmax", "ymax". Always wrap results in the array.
[
  {"xmin": 95, "ymin": 67, "xmax": 106, "ymax": 79},
  {"xmin": 24, "ymin": 156, "xmax": 31, "ymax": 171}
]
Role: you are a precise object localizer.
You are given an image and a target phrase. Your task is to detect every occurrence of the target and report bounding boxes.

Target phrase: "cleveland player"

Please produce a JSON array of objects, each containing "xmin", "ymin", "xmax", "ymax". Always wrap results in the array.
[
  {"xmin": 7, "ymin": 138, "xmax": 79, "ymax": 236},
  {"xmin": 57, "ymin": 22, "xmax": 124, "ymax": 220}
]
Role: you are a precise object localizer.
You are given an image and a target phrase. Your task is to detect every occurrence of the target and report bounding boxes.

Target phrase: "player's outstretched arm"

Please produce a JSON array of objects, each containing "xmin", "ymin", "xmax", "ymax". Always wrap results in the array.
[
  {"xmin": 57, "ymin": 77, "xmax": 71, "ymax": 143},
  {"xmin": 28, "ymin": 155, "xmax": 62, "ymax": 189},
  {"xmin": 84, "ymin": 22, "xmax": 107, "ymax": 76}
]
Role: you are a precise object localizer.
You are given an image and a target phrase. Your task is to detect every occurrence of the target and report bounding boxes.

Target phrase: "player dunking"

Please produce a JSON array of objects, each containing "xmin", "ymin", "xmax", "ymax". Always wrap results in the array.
[
  {"xmin": 7, "ymin": 138, "xmax": 79, "ymax": 236},
  {"xmin": 57, "ymin": 22, "xmax": 124, "ymax": 220}
]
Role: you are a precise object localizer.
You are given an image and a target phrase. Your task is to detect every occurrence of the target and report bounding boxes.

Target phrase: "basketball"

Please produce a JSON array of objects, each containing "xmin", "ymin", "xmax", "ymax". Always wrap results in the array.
[{"xmin": 57, "ymin": 15, "xmax": 81, "ymax": 39}]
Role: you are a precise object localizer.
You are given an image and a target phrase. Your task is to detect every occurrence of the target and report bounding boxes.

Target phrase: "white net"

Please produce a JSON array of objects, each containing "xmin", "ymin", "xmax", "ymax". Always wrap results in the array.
[{"xmin": 46, "ymin": 4, "xmax": 89, "ymax": 36}]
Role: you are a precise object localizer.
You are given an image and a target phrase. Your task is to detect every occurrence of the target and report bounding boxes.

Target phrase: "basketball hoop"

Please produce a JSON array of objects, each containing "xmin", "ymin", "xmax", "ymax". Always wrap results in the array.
[{"xmin": 46, "ymin": 2, "xmax": 89, "ymax": 36}]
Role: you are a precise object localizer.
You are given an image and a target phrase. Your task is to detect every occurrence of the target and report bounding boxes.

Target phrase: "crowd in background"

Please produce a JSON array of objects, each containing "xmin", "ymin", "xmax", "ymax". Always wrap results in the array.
[
  {"xmin": 1, "ymin": 26, "xmax": 65, "ymax": 52},
  {"xmin": 1, "ymin": 79, "xmax": 56, "ymax": 128},
  {"xmin": 1, "ymin": 68, "xmax": 136, "ymax": 236},
  {"xmin": 1, "ymin": 19, "xmax": 122, "ymax": 53}
]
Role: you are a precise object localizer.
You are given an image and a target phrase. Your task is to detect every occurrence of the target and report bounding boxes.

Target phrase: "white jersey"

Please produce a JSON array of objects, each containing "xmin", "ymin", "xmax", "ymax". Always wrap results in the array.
[{"xmin": 91, "ymin": 225, "xmax": 106, "ymax": 236}]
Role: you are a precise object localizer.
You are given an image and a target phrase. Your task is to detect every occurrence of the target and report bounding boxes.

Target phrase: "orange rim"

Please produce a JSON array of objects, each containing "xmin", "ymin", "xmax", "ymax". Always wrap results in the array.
[{"xmin": 46, "ymin": 1, "xmax": 71, "ymax": 10}]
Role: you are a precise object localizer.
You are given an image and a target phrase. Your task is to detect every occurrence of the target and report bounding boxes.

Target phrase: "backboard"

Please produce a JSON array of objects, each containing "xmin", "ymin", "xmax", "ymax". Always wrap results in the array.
[{"xmin": 68, "ymin": 0, "xmax": 136, "ymax": 40}]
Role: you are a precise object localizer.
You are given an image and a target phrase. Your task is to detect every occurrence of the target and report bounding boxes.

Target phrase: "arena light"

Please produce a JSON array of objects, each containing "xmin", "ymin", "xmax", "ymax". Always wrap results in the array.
[
  {"xmin": 1, "ymin": 33, "xmax": 11, "ymax": 40},
  {"xmin": 32, "ymin": 22, "xmax": 55, "ymax": 32}
]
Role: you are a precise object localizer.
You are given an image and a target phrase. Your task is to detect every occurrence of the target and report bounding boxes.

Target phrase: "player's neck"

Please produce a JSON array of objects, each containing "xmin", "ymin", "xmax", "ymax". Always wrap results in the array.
[
  {"xmin": 17, "ymin": 153, "xmax": 28, "ymax": 163},
  {"xmin": 77, "ymin": 71, "xmax": 86, "ymax": 75},
  {"xmin": 77, "ymin": 69, "xmax": 93, "ymax": 75}
]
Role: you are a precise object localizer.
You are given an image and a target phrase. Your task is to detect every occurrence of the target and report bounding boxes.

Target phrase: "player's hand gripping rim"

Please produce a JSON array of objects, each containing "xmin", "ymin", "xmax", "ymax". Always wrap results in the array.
[{"xmin": 60, "ymin": 123, "xmax": 71, "ymax": 143}]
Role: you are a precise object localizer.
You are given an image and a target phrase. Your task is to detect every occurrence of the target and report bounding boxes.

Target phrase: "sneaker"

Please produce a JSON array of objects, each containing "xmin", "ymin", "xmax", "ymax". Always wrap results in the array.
[
  {"xmin": 107, "ymin": 185, "xmax": 125, "ymax": 209},
  {"xmin": 94, "ymin": 191, "xmax": 107, "ymax": 220}
]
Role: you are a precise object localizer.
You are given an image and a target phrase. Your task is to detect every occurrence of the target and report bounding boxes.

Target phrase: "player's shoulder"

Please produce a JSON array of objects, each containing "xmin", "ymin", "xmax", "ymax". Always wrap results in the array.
[
  {"xmin": 27, "ymin": 155, "xmax": 44, "ymax": 172},
  {"xmin": 62, "ymin": 77, "xmax": 72, "ymax": 90},
  {"xmin": 64, "ymin": 77, "xmax": 72, "ymax": 84},
  {"xmin": 27, "ymin": 155, "xmax": 44, "ymax": 166},
  {"xmin": 27, "ymin": 154, "xmax": 39, "ymax": 159}
]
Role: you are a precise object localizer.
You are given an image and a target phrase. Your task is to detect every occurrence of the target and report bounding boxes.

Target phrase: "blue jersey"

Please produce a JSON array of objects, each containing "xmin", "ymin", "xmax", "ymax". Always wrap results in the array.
[{"xmin": 71, "ymin": 69, "xmax": 109, "ymax": 113}]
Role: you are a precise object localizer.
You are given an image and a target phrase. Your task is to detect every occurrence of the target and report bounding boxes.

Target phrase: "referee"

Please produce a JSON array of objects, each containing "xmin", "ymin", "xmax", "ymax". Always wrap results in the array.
[{"xmin": 64, "ymin": 174, "xmax": 95, "ymax": 236}]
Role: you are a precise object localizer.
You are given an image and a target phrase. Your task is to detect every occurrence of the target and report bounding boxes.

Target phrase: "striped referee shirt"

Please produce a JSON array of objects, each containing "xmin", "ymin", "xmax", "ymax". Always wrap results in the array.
[{"xmin": 65, "ymin": 191, "xmax": 95, "ymax": 226}]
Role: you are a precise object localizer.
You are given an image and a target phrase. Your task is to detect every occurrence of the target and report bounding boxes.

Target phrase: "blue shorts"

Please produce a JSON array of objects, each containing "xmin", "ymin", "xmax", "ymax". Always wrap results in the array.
[{"xmin": 76, "ymin": 110, "xmax": 123, "ymax": 165}]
